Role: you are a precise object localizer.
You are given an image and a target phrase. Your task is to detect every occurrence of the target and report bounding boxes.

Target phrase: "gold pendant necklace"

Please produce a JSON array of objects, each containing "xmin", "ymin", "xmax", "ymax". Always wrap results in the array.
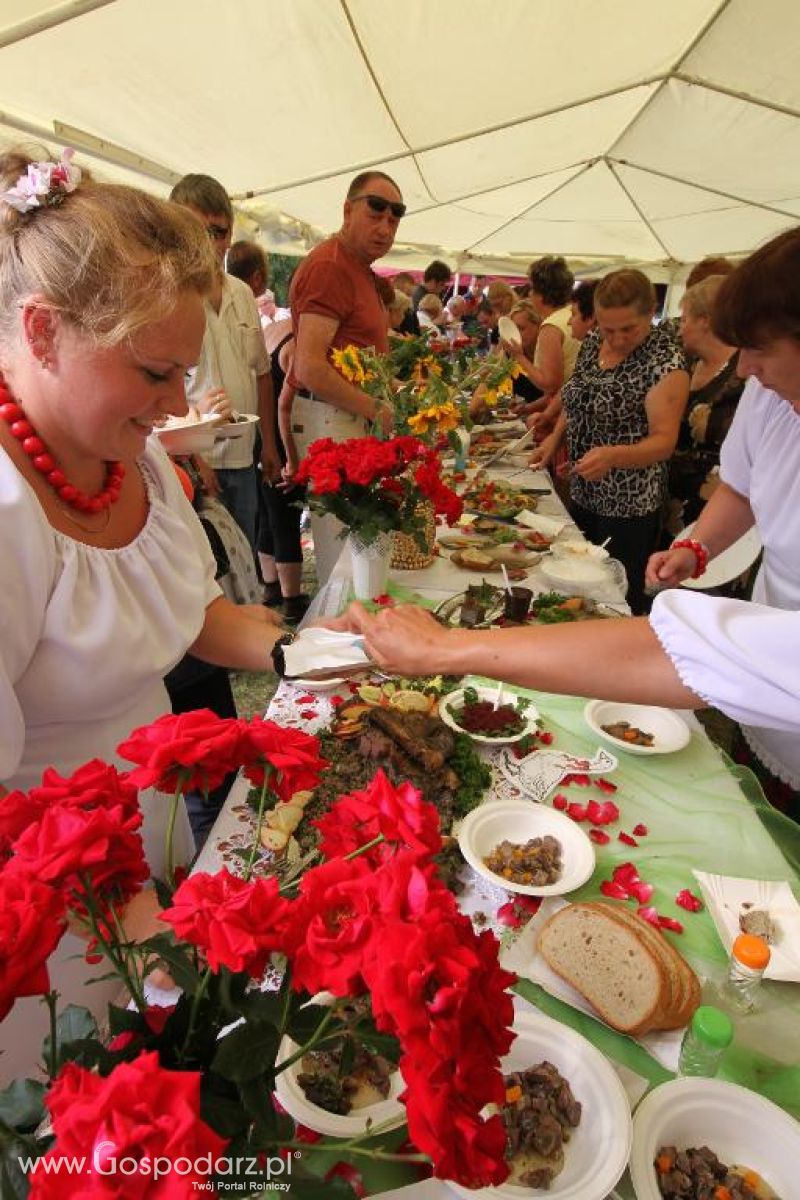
[{"xmin": 57, "ymin": 503, "xmax": 113, "ymax": 534}]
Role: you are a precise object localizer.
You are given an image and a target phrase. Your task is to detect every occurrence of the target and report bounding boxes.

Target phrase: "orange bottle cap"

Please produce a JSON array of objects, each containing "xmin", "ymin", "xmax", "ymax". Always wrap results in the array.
[{"xmin": 733, "ymin": 933, "xmax": 770, "ymax": 970}]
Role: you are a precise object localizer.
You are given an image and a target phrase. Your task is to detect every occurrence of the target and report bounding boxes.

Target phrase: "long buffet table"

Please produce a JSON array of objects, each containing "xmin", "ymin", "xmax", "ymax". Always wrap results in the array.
[{"xmin": 197, "ymin": 454, "xmax": 800, "ymax": 1199}]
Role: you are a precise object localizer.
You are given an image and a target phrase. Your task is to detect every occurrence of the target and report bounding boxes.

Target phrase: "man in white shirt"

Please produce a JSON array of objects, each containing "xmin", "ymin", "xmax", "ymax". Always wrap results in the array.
[{"xmin": 170, "ymin": 174, "xmax": 279, "ymax": 550}]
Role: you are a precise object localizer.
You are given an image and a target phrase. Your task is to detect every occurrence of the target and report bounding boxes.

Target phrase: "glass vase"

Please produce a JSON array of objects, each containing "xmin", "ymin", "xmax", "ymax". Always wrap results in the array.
[{"xmin": 348, "ymin": 530, "xmax": 393, "ymax": 600}]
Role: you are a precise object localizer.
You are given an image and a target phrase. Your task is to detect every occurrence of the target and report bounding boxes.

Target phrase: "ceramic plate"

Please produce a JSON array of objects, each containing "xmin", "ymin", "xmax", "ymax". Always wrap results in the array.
[
  {"xmin": 440, "ymin": 685, "xmax": 539, "ymax": 746},
  {"xmin": 433, "ymin": 590, "xmax": 505, "ymax": 629},
  {"xmin": 449, "ymin": 1009, "xmax": 632, "ymax": 1200},
  {"xmin": 584, "ymin": 700, "xmax": 691, "ymax": 756},
  {"xmin": 692, "ymin": 871, "xmax": 800, "ymax": 982},
  {"xmin": 458, "ymin": 800, "xmax": 595, "ymax": 896},
  {"xmin": 630, "ymin": 1077, "xmax": 799, "ymax": 1200}
]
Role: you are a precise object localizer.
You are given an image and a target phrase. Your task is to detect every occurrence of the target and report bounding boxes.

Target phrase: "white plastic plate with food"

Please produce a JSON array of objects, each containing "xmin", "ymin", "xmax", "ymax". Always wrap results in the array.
[
  {"xmin": 692, "ymin": 871, "xmax": 800, "ymax": 982},
  {"xmin": 450, "ymin": 1009, "xmax": 632, "ymax": 1200},
  {"xmin": 458, "ymin": 800, "xmax": 595, "ymax": 897},
  {"xmin": 584, "ymin": 700, "xmax": 691, "ymax": 756},
  {"xmin": 440, "ymin": 685, "xmax": 539, "ymax": 746},
  {"xmin": 213, "ymin": 412, "xmax": 260, "ymax": 440},
  {"xmin": 154, "ymin": 412, "xmax": 220, "ymax": 454},
  {"xmin": 274, "ymin": 1032, "xmax": 405, "ymax": 1138},
  {"xmin": 630, "ymin": 1077, "xmax": 797, "ymax": 1200}
]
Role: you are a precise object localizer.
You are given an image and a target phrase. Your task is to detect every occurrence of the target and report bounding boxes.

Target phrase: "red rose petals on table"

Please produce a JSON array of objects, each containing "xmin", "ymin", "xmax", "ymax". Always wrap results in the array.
[
  {"xmin": 636, "ymin": 905, "xmax": 661, "ymax": 928},
  {"xmin": 566, "ymin": 802, "xmax": 588, "ymax": 822},
  {"xmin": 628, "ymin": 879, "xmax": 654, "ymax": 904},
  {"xmin": 552, "ymin": 794, "xmax": 568, "ymax": 811},
  {"xmin": 299, "ymin": 710, "xmax": 317, "ymax": 720},
  {"xmin": 675, "ymin": 888, "xmax": 703, "ymax": 913},
  {"xmin": 296, "ymin": 694, "xmax": 317, "ymax": 705},
  {"xmin": 594, "ymin": 778, "xmax": 618, "ymax": 794},
  {"xmin": 618, "ymin": 831, "xmax": 638, "ymax": 847},
  {"xmin": 600, "ymin": 880, "xmax": 629, "ymax": 900},
  {"xmin": 588, "ymin": 829, "xmax": 610, "ymax": 845},
  {"xmin": 586, "ymin": 799, "xmax": 619, "ymax": 825},
  {"xmin": 632, "ymin": 823, "xmax": 649, "ymax": 837},
  {"xmin": 497, "ymin": 896, "xmax": 542, "ymax": 928},
  {"xmin": 561, "ymin": 772, "xmax": 591, "ymax": 787},
  {"xmin": 658, "ymin": 915, "xmax": 685, "ymax": 934}
]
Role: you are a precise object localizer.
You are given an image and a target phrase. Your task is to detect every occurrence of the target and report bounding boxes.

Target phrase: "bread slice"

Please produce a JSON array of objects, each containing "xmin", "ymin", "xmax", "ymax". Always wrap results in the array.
[
  {"xmin": 589, "ymin": 902, "xmax": 701, "ymax": 1029},
  {"xmin": 538, "ymin": 903, "xmax": 667, "ymax": 1035},
  {"xmin": 583, "ymin": 901, "xmax": 679, "ymax": 1029}
]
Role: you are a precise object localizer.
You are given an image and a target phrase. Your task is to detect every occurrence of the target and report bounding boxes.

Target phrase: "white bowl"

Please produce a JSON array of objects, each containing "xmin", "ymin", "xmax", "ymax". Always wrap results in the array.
[
  {"xmin": 214, "ymin": 412, "xmax": 259, "ymax": 440},
  {"xmin": 458, "ymin": 800, "xmax": 595, "ymax": 897},
  {"xmin": 440, "ymin": 685, "xmax": 539, "ymax": 746},
  {"xmin": 154, "ymin": 412, "xmax": 219, "ymax": 454},
  {"xmin": 540, "ymin": 556, "xmax": 610, "ymax": 592},
  {"xmin": 274, "ymin": 1033, "xmax": 405, "ymax": 1138},
  {"xmin": 550, "ymin": 538, "xmax": 610, "ymax": 562},
  {"xmin": 450, "ymin": 1010, "xmax": 632, "ymax": 1200},
  {"xmin": 584, "ymin": 700, "xmax": 691, "ymax": 756},
  {"xmin": 630, "ymin": 1077, "xmax": 800, "ymax": 1200}
]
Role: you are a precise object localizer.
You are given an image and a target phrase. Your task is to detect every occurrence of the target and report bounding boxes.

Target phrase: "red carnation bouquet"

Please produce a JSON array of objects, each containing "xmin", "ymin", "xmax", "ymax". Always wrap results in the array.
[
  {"xmin": 0, "ymin": 711, "xmax": 517, "ymax": 1197},
  {"xmin": 295, "ymin": 434, "xmax": 463, "ymax": 548}
]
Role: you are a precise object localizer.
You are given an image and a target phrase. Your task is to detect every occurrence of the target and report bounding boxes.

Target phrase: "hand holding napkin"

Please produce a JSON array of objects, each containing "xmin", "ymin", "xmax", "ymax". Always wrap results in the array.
[{"xmin": 281, "ymin": 627, "xmax": 371, "ymax": 680}]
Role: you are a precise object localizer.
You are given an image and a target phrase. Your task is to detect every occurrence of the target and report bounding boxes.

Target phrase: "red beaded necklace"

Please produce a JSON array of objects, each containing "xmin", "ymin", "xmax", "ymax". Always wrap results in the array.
[{"xmin": 0, "ymin": 379, "xmax": 125, "ymax": 514}]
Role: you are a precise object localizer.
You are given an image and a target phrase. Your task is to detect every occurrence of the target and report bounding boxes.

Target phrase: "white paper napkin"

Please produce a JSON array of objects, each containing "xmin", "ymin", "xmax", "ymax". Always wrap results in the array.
[
  {"xmin": 515, "ymin": 509, "xmax": 569, "ymax": 537},
  {"xmin": 282, "ymin": 628, "xmax": 370, "ymax": 679}
]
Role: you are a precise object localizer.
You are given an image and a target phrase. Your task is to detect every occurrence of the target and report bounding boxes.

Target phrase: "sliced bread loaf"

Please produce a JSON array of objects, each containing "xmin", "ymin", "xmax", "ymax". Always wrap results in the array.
[{"xmin": 538, "ymin": 903, "xmax": 667, "ymax": 1035}]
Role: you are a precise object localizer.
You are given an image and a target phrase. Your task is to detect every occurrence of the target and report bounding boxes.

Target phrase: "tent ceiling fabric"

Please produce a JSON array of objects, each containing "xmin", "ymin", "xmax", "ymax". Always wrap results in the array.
[{"xmin": 0, "ymin": 0, "xmax": 798, "ymax": 274}]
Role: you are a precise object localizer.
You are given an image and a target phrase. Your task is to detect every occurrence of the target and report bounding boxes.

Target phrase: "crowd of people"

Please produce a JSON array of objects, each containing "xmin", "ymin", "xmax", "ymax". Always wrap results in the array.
[{"xmin": 0, "ymin": 145, "xmax": 799, "ymax": 1083}]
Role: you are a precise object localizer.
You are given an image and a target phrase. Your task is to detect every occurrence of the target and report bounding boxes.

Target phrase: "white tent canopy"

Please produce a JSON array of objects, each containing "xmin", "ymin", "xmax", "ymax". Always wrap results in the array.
[{"xmin": 1, "ymin": 0, "xmax": 799, "ymax": 280}]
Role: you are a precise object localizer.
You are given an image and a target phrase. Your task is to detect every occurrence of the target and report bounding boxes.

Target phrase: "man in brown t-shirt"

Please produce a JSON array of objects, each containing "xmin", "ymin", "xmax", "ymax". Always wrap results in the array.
[{"xmin": 287, "ymin": 170, "xmax": 406, "ymax": 584}]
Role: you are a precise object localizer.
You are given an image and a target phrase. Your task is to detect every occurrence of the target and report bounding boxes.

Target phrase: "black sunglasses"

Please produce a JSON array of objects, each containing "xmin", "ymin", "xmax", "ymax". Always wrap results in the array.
[
  {"xmin": 351, "ymin": 193, "xmax": 406, "ymax": 220},
  {"xmin": 206, "ymin": 222, "xmax": 231, "ymax": 241}
]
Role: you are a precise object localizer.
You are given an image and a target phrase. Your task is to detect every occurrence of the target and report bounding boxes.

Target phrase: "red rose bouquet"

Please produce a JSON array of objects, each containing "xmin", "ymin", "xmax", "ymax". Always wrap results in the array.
[
  {"xmin": 0, "ymin": 713, "xmax": 517, "ymax": 1198},
  {"xmin": 295, "ymin": 434, "xmax": 463, "ymax": 547}
]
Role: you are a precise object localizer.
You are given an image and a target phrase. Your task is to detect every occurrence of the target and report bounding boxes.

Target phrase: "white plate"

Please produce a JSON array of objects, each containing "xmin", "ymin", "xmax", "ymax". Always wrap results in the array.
[
  {"xmin": 678, "ymin": 521, "xmax": 762, "ymax": 590},
  {"xmin": 214, "ymin": 412, "xmax": 259, "ymax": 440},
  {"xmin": 450, "ymin": 1010, "xmax": 632, "ymax": 1200},
  {"xmin": 153, "ymin": 412, "xmax": 220, "ymax": 454},
  {"xmin": 289, "ymin": 676, "xmax": 346, "ymax": 692},
  {"xmin": 540, "ymin": 556, "xmax": 610, "ymax": 591},
  {"xmin": 692, "ymin": 871, "xmax": 800, "ymax": 982},
  {"xmin": 274, "ymin": 1033, "xmax": 405, "ymax": 1138},
  {"xmin": 458, "ymin": 800, "xmax": 595, "ymax": 897},
  {"xmin": 440, "ymin": 685, "xmax": 540, "ymax": 746},
  {"xmin": 498, "ymin": 315, "xmax": 522, "ymax": 346},
  {"xmin": 584, "ymin": 700, "xmax": 691, "ymax": 756},
  {"xmin": 630, "ymin": 1077, "xmax": 799, "ymax": 1200}
]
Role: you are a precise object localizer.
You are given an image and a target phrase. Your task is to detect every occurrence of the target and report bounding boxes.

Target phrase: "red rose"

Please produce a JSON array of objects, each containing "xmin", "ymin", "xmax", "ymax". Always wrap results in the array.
[
  {"xmin": 0, "ymin": 788, "xmax": 48, "ymax": 860},
  {"xmin": 0, "ymin": 869, "xmax": 66, "ymax": 1020},
  {"xmin": 118, "ymin": 710, "xmax": 244, "ymax": 793},
  {"xmin": 287, "ymin": 857, "xmax": 379, "ymax": 996},
  {"xmin": 33, "ymin": 760, "xmax": 141, "ymax": 822},
  {"xmin": 11, "ymin": 802, "xmax": 148, "ymax": 908},
  {"xmin": 29, "ymin": 1052, "xmax": 228, "ymax": 1199},
  {"xmin": 315, "ymin": 770, "xmax": 442, "ymax": 863},
  {"xmin": 238, "ymin": 718, "xmax": 326, "ymax": 800},
  {"xmin": 400, "ymin": 1058, "xmax": 510, "ymax": 1188},
  {"xmin": 160, "ymin": 869, "xmax": 293, "ymax": 977}
]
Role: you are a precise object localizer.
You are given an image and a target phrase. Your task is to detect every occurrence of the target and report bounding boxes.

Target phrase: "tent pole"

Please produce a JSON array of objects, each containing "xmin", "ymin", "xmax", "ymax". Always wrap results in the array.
[
  {"xmin": 609, "ymin": 158, "xmax": 800, "ymax": 220},
  {"xmin": 0, "ymin": 0, "xmax": 118, "ymax": 49}
]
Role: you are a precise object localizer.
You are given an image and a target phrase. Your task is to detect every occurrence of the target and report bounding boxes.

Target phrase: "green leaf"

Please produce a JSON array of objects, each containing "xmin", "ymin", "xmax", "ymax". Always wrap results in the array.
[
  {"xmin": 0, "ymin": 1142, "xmax": 33, "ymax": 1200},
  {"xmin": 212, "ymin": 1023, "xmax": 281, "ymax": 1084},
  {"xmin": 152, "ymin": 876, "xmax": 174, "ymax": 909},
  {"xmin": 200, "ymin": 1082, "xmax": 252, "ymax": 1139},
  {"xmin": 284, "ymin": 1179, "xmax": 359, "ymax": 1200},
  {"xmin": 42, "ymin": 1005, "xmax": 97, "ymax": 1068},
  {"xmin": 0, "ymin": 1081, "xmax": 46, "ymax": 1135},
  {"xmin": 286, "ymin": 1003, "xmax": 329, "ymax": 1045},
  {"xmin": 107, "ymin": 1005, "xmax": 145, "ymax": 1037},
  {"xmin": 141, "ymin": 933, "xmax": 203, "ymax": 993}
]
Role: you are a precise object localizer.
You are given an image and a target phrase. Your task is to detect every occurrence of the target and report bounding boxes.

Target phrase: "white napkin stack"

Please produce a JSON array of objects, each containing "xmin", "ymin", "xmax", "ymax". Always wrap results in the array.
[{"xmin": 515, "ymin": 509, "xmax": 569, "ymax": 537}]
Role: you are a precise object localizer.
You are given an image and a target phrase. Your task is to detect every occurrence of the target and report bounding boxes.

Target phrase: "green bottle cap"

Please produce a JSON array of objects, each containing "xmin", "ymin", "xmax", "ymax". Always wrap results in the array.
[{"xmin": 691, "ymin": 1005, "xmax": 734, "ymax": 1049}]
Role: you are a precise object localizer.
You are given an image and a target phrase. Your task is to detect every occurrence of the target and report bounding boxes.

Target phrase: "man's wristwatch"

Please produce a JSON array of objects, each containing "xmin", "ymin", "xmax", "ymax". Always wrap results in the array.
[{"xmin": 270, "ymin": 633, "xmax": 295, "ymax": 676}]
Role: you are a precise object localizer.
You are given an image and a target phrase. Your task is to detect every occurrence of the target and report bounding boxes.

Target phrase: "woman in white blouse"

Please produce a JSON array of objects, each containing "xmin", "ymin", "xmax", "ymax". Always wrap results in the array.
[{"xmin": 0, "ymin": 149, "xmax": 284, "ymax": 1077}]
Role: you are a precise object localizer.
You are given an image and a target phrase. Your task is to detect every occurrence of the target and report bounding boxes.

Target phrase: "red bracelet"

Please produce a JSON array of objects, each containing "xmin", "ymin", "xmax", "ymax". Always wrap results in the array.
[{"xmin": 671, "ymin": 538, "xmax": 710, "ymax": 579}]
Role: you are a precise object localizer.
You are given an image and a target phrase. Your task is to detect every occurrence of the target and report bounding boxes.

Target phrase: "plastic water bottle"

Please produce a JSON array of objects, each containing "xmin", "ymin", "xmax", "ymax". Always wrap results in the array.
[
  {"xmin": 722, "ymin": 933, "xmax": 770, "ymax": 1013},
  {"xmin": 677, "ymin": 1005, "xmax": 733, "ymax": 1077}
]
